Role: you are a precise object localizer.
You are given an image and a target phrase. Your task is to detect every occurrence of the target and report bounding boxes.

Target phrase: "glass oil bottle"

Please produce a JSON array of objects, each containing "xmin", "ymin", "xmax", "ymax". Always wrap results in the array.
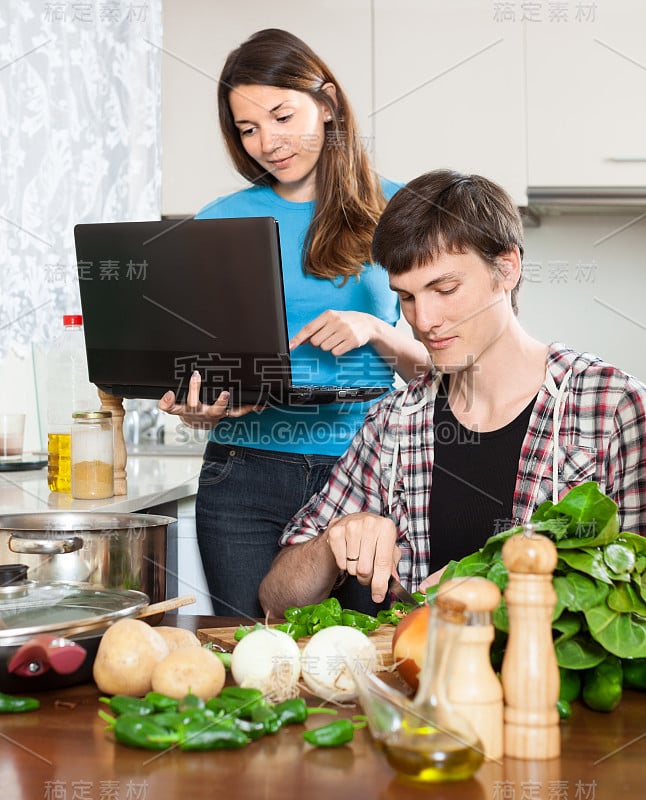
[{"xmin": 379, "ymin": 596, "xmax": 484, "ymax": 783}]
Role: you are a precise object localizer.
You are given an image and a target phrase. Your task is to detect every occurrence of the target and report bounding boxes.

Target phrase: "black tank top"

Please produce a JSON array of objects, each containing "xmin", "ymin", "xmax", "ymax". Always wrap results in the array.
[{"xmin": 428, "ymin": 376, "xmax": 536, "ymax": 571}]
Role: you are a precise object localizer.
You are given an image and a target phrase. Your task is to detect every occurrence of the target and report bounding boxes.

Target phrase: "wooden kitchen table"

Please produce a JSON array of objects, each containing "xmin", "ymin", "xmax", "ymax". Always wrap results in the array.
[{"xmin": 1, "ymin": 615, "xmax": 644, "ymax": 800}]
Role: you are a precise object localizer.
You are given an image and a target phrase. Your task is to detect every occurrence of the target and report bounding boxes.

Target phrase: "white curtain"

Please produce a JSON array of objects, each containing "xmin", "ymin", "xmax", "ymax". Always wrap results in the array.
[{"xmin": 0, "ymin": 0, "xmax": 162, "ymax": 359}]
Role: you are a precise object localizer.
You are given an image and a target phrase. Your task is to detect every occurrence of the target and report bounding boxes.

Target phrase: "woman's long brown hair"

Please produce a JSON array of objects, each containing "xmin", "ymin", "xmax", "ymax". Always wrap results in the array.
[{"xmin": 218, "ymin": 28, "xmax": 386, "ymax": 283}]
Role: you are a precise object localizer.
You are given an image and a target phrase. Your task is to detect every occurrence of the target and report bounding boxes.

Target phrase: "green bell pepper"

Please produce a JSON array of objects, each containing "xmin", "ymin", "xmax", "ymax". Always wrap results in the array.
[
  {"xmin": 582, "ymin": 655, "xmax": 623, "ymax": 712},
  {"xmin": 621, "ymin": 657, "xmax": 646, "ymax": 691},
  {"xmin": 558, "ymin": 667, "xmax": 582, "ymax": 703}
]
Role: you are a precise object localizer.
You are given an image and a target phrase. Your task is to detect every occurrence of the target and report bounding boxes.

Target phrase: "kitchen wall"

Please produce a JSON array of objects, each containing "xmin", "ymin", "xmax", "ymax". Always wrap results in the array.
[
  {"xmin": 522, "ymin": 212, "xmax": 645, "ymax": 381},
  {"xmin": 161, "ymin": 0, "xmax": 646, "ymax": 384},
  {"xmin": 4, "ymin": 0, "xmax": 645, "ymax": 455}
]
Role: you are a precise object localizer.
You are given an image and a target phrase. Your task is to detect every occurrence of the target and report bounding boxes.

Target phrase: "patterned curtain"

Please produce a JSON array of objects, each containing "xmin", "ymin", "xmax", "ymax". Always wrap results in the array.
[{"xmin": 0, "ymin": 0, "xmax": 162, "ymax": 359}]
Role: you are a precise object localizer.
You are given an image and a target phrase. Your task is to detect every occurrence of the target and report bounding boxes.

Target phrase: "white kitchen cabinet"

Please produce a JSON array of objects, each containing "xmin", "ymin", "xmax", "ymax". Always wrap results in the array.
[
  {"xmin": 161, "ymin": 0, "xmax": 374, "ymax": 216},
  {"xmin": 176, "ymin": 495, "xmax": 213, "ymax": 615},
  {"xmin": 373, "ymin": 0, "xmax": 527, "ymax": 205},
  {"xmin": 526, "ymin": 0, "xmax": 646, "ymax": 188}
]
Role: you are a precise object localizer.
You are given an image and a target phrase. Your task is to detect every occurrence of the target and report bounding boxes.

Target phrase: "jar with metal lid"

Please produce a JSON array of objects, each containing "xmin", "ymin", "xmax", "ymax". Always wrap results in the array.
[{"xmin": 70, "ymin": 411, "xmax": 114, "ymax": 499}]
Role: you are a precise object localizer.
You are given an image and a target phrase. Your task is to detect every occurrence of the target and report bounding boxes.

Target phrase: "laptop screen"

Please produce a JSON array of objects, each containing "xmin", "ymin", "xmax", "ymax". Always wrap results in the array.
[{"xmin": 75, "ymin": 217, "xmax": 292, "ymax": 404}]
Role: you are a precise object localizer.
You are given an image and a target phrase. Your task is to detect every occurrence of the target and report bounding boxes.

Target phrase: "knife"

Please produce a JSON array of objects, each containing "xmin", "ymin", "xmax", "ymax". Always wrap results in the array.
[{"xmin": 387, "ymin": 575, "xmax": 421, "ymax": 606}]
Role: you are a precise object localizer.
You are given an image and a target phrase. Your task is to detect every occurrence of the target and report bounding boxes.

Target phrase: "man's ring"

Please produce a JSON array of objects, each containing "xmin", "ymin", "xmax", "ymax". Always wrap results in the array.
[{"xmin": 346, "ymin": 556, "xmax": 359, "ymax": 562}]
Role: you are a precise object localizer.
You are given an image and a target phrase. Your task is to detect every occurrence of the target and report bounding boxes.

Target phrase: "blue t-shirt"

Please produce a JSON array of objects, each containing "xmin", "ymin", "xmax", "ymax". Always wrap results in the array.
[{"xmin": 195, "ymin": 181, "xmax": 402, "ymax": 455}]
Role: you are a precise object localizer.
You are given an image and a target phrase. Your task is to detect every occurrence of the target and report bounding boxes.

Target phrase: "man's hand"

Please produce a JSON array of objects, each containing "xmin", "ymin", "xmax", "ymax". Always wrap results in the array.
[
  {"xmin": 326, "ymin": 512, "xmax": 400, "ymax": 603},
  {"xmin": 418, "ymin": 566, "xmax": 447, "ymax": 592}
]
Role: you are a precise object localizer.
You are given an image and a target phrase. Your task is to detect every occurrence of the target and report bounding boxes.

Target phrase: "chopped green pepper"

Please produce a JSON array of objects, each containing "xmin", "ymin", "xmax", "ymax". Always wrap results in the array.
[
  {"xmin": 303, "ymin": 718, "xmax": 366, "ymax": 748},
  {"xmin": 233, "ymin": 622, "xmax": 264, "ymax": 641},
  {"xmin": 274, "ymin": 621, "xmax": 310, "ymax": 640},
  {"xmin": 582, "ymin": 655, "xmax": 623, "ymax": 712},
  {"xmin": 341, "ymin": 609, "xmax": 380, "ymax": 633},
  {"xmin": 0, "ymin": 692, "xmax": 40, "ymax": 714}
]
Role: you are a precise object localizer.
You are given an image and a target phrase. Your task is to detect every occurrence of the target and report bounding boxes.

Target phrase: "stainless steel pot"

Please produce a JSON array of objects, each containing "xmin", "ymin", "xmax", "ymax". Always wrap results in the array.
[
  {"xmin": 0, "ymin": 571, "xmax": 149, "ymax": 692},
  {"xmin": 0, "ymin": 512, "xmax": 174, "ymax": 605}
]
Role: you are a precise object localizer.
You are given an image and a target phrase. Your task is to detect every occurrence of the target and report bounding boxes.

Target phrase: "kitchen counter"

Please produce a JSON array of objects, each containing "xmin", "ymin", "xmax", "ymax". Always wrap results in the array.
[
  {"xmin": 1, "ymin": 614, "xmax": 644, "ymax": 800},
  {"xmin": 0, "ymin": 450, "xmax": 212, "ymax": 612},
  {"xmin": 0, "ymin": 450, "xmax": 203, "ymax": 515}
]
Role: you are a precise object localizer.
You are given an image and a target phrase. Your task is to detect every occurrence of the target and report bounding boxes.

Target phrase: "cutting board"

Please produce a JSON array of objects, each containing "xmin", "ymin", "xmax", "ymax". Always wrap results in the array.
[{"xmin": 198, "ymin": 623, "xmax": 396, "ymax": 670}]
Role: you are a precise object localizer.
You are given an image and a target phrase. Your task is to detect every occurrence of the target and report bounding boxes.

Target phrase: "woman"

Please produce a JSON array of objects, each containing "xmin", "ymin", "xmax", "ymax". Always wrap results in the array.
[{"xmin": 159, "ymin": 28, "xmax": 428, "ymax": 617}]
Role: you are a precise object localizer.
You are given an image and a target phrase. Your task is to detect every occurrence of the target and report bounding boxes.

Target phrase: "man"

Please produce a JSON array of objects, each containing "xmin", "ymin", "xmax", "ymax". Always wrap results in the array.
[{"xmin": 258, "ymin": 169, "xmax": 646, "ymax": 616}]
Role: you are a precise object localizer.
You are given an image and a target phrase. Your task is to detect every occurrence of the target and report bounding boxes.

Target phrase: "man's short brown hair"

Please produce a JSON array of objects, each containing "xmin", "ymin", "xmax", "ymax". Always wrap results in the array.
[{"xmin": 372, "ymin": 169, "xmax": 524, "ymax": 313}]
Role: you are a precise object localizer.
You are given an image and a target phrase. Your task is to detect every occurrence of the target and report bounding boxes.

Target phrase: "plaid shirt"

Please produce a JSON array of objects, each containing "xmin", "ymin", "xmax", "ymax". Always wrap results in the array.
[{"xmin": 280, "ymin": 342, "xmax": 646, "ymax": 590}]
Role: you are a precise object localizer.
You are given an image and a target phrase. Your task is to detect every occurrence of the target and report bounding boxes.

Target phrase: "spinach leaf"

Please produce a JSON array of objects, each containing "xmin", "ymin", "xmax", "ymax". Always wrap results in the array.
[
  {"xmin": 583, "ymin": 606, "xmax": 646, "ymax": 659},
  {"xmin": 557, "ymin": 548, "xmax": 616, "ymax": 585},
  {"xmin": 607, "ymin": 583, "xmax": 646, "ymax": 616},
  {"xmin": 555, "ymin": 635, "xmax": 607, "ymax": 669},
  {"xmin": 604, "ymin": 543, "xmax": 636, "ymax": 576},
  {"xmin": 552, "ymin": 610, "xmax": 582, "ymax": 642},
  {"xmin": 553, "ymin": 573, "xmax": 609, "ymax": 612},
  {"xmin": 438, "ymin": 481, "xmax": 646, "ymax": 673}
]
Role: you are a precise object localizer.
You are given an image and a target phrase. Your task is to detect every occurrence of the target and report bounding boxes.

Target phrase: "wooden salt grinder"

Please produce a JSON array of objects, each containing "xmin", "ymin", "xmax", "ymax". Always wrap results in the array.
[
  {"xmin": 438, "ymin": 576, "xmax": 503, "ymax": 761},
  {"xmin": 501, "ymin": 528, "xmax": 560, "ymax": 759},
  {"xmin": 97, "ymin": 389, "xmax": 127, "ymax": 495}
]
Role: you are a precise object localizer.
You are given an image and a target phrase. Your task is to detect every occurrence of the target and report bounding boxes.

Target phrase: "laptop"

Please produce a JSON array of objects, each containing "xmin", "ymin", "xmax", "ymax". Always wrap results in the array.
[{"xmin": 74, "ymin": 217, "xmax": 391, "ymax": 406}]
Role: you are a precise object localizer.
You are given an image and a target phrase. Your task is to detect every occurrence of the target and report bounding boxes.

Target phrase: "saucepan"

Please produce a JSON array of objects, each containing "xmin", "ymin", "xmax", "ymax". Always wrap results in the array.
[
  {"xmin": 0, "ymin": 564, "xmax": 196, "ymax": 693},
  {"xmin": 0, "ymin": 511, "xmax": 174, "ymax": 604},
  {"xmin": 0, "ymin": 564, "xmax": 148, "ymax": 692}
]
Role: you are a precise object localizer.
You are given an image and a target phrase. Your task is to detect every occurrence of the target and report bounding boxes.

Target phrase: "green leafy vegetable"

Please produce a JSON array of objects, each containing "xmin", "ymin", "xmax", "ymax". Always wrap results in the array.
[{"xmin": 440, "ymin": 482, "xmax": 646, "ymax": 710}]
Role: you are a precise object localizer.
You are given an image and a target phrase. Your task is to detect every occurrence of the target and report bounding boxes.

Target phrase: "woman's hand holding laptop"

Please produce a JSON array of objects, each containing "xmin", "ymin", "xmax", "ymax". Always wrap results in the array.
[{"xmin": 158, "ymin": 371, "xmax": 264, "ymax": 428}]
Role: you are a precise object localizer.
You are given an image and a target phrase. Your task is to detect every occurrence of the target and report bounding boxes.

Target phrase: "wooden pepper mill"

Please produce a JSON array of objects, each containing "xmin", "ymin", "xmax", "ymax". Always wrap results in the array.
[
  {"xmin": 501, "ymin": 526, "xmax": 560, "ymax": 759},
  {"xmin": 97, "ymin": 389, "xmax": 127, "ymax": 496},
  {"xmin": 438, "ymin": 576, "xmax": 503, "ymax": 761}
]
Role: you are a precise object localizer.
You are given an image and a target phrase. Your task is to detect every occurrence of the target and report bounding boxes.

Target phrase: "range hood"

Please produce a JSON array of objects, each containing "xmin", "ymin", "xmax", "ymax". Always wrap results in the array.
[{"xmin": 527, "ymin": 186, "xmax": 646, "ymax": 214}]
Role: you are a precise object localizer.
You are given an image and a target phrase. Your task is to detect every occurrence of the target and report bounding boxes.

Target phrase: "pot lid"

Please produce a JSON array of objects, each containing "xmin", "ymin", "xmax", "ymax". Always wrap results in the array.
[{"xmin": 0, "ymin": 577, "xmax": 149, "ymax": 646}]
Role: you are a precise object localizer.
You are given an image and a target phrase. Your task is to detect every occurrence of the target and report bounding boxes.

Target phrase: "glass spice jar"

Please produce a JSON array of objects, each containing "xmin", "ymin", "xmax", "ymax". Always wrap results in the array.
[{"xmin": 71, "ymin": 411, "xmax": 114, "ymax": 499}]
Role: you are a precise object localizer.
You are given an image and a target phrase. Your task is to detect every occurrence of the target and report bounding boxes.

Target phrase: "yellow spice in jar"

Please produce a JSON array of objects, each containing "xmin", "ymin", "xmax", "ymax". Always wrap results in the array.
[{"xmin": 71, "ymin": 460, "xmax": 114, "ymax": 499}]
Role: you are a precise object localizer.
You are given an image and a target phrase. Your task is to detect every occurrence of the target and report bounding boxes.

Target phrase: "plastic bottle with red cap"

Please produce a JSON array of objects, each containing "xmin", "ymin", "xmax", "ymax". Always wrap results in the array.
[{"xmin": 47, "ymin": 314, "xmax": 98, "ymax": 492}]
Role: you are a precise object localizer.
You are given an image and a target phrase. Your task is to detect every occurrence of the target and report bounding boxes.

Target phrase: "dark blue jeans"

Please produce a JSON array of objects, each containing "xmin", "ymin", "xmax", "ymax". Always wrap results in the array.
[
  {"xmin": 196, "ymin": 442, "xmax": 339, "ymax": 618},
  {"xmin": 196, "ymin": 442, "xmax": 392, "ymax": 619}
]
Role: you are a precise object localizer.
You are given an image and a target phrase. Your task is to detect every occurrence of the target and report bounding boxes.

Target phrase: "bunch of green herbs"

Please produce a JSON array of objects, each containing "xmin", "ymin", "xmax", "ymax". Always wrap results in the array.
[{"xmin": 437, "ymin": 482, "xmax": 646, "ymax": 670}]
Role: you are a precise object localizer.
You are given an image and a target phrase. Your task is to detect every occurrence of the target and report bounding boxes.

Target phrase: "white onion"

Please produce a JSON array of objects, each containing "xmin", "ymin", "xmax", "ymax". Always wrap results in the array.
[
  {"xmin": 300, "ymin": 625, "xmax": 378, "ymax": 703},
  {"xmin": 230, "ymin": 627, "xmax": 301, "ymax": 703}
]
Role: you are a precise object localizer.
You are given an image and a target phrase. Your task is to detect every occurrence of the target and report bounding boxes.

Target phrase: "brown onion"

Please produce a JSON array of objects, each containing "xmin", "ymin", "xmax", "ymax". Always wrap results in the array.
[{"xmin": 391, "ymin": 604, "xmax": 430, "ymax": 691}]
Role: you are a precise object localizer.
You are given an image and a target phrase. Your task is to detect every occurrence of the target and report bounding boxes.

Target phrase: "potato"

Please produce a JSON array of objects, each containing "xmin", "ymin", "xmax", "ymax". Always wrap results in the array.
[
  {"xmin": 93, "ymin": 618, "xmax": 169, "ymax": 696},
  {"xmin": 154, "ymin": 626, "xmax": 201, "ymax": 651},
  {"xmin": 151, "ymin": 646, "xmax": 226, "ymax": 701}
]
